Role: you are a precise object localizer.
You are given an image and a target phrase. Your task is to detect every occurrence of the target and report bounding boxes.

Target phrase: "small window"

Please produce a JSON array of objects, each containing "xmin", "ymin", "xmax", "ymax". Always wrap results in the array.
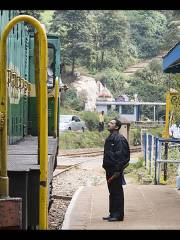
[
  {"xmin": 72, "ymin": 116, "xmax": 80, "ymax": 122},
  {"xmin": 75, "ymin": 117, "xmax": 80, "ymax": 122},
  {"xmin": 115, "ymin": 105, "xmax": 119, "ymax": 112}
]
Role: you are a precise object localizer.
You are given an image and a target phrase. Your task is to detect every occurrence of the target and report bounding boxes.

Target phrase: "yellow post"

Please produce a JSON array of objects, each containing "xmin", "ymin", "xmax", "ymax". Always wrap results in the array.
[
  {"xmin": 54, "ymin": 77, "xmax": 59, "ymax": 138},
  {"xmin": 162, "ymin": 92, "xmax": 170, "ymax": 139},
  {"xmin": 34, "ymin": 32, "xmax": 40, "ymax": 163},
  {"xmin": 0, "ymin": 15, "xmax": 48, "ymax": 229},
  {"xmin": 0, "ymin": 33, "xmax": 8, "ymax": 198}
]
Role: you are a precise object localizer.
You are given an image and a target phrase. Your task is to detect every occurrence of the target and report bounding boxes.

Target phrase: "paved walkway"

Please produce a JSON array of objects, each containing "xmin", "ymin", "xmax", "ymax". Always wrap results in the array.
[{"xmin": 62, "ymin": 182, "xmax": 180, "ymax": 230}]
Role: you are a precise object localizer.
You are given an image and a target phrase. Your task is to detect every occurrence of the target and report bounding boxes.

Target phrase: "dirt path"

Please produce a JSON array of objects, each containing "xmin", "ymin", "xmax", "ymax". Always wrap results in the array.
[{"xmin": 123, "ymin": 52, "xmax": 166, "ymax": 76}]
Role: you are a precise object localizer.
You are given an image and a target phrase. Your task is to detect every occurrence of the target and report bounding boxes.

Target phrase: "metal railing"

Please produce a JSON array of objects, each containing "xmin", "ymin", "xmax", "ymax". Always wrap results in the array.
[{"xmin": 142, "ymin": 133, "xmax": 180, "ymax": 185}]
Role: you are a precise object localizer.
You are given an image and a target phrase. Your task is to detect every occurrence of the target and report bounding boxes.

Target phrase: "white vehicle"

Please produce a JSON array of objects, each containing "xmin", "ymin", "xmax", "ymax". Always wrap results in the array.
[{"xmin": 59, "ymin": 115, "xmax": 87, "ymax": 132}]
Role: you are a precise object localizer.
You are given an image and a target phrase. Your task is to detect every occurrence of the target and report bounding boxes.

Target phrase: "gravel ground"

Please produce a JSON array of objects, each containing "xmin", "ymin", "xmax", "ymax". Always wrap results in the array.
[{"xmin": 48, "ymin": 156, "xmax": 106, "ymax": 229}]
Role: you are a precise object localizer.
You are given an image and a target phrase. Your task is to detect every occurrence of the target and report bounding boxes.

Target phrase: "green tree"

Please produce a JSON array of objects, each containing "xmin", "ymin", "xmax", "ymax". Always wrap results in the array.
[
  {"xmin": 19, "ymin": 10, "xmax": 44, "ymax": 20},
  {"xmin": 50, "ymin": 10, "xmax": 92, "ymax": 75},
  {"xmin": 128, "ymin": 10, "xmax": 167, "ymax": 58},
  {"xmin": 92, "ymin": 10, "xmax": 131, "ymax": 70}
]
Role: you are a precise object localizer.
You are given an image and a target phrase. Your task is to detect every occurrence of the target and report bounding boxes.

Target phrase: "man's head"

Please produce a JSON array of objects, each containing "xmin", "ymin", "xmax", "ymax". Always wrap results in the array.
[
  {"xmin": 107, "ymin": 118, "xmax": 122, "ymax": 132},
  {"xmin": 101, "ymin": 111, "xmax": 104, "ymax": 115}
]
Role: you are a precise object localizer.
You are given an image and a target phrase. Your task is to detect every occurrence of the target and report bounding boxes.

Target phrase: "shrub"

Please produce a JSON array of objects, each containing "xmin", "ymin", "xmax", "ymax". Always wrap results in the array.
[
  {"xmin": 129, "ymin": 128, "xmax": 141, "ymax": 146},
  {"xmin": 59, "ymin": 130, "xmax": 109, "ymax": 149},
  {"xmin": 81, "ymin": 111, "xmax": 99, "ymax": 131}
]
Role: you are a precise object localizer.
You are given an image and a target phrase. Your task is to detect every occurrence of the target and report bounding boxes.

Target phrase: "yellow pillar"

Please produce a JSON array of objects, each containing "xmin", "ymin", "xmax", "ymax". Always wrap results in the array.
[
  {"xmin": 34, "ymin": 32, "xmax": 40, "ymax": 163},
  {"xmin": 162, "ymin": 92, "xmax": 170, "ymax": 139},
  {"xmin": 0, "ymin": 15, "xmax": 48, "ymax": 229}
]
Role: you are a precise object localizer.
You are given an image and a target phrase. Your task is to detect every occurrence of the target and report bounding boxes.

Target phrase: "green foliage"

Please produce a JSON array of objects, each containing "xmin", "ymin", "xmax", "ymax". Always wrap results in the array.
[
  {"xmin": 80, "ymin": 111, "xmax": 99, "ymax": 131},
  {"xmin": 128, "ymin": 11, "xmax": 167, "ymax": 58},
  {"xmin": 127, "ymin": 59, "xmax": 174, "ymax": 104},
  {"xmin": 47, "ymin": 10, "xmax": 180, "ymax": 109},
  {"xmin": 129, "ymin": 128, "xmax": 141, "ymax": 146},
  {"xmin": 19, "ymin": 10, "xmax": 44, "ymax": 20},
  {"xmin": 40, "ymin": 11, "xmax": 54, "ymax": 32},
  {"xmin": 50, "ymin": 10, "xmax": 92, "ymax": 74},
  {"xmin": 59, "ymin": 130, "xmax": 109, "ymax": 149},
  {"xmin": 94, "ymin": 68, "xmax": 128, "ymax": 98},
  {"xmin": 47, "ymin": 10, "xmax": 178, "ymax": 77},
  {"xmin": 147, "ymin": 126, "xmax": 164, "ymax": 137},
  {"xmin": 60, "ymin": 87, "xmax": 84, "ymax": 111},
  {"xmin": 104, "ymin": 110, "xmax": 119, "ymax": 125},
  {"xmin": 133, "ymin": 156, "xmax": 144, "ymax": 169}
]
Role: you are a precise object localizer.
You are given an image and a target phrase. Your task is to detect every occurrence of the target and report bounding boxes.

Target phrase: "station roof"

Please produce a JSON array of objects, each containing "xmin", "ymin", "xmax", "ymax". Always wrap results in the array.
[{"xmin": 163, "ymin": 41, "xmax": 180, "ymax": 73}]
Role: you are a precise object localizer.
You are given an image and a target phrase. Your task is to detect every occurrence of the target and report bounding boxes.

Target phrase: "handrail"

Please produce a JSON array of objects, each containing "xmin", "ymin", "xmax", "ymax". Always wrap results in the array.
[
  {"xmin": 0, "ymin": 15, "xmax": 48, "ymax": 229},
  {"xmin": 54, "ymin": 77, "xmax": 59, "ymax": 138}
]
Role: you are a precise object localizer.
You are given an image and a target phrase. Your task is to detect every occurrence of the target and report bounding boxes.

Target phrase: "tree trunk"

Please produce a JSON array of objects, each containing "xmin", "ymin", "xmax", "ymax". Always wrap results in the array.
[
  {"xmin": 71, "ymin": 56, "xmax": 75, "ymax": 75},
  {"xmin": 101, "ymin": 50, "xmax": 104, "ymax": 69},
  {"xmin": 96, "ymin": 52, "xmax": 98, "ymax": 70}
]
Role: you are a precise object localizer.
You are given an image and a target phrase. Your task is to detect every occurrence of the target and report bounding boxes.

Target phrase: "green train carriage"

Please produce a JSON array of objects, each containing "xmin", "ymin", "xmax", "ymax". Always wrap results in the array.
[{"xmin": 0, "ymin": 10, "xmax": 61, "ymax": 229}]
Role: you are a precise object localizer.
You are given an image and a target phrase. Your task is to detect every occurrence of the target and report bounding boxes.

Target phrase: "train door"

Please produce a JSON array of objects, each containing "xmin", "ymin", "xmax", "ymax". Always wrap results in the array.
[
  {"xmin": 28, "ymin": 34, "xmax": 60, "ymax": 137},
  {"xmin": 47, "ymin": 36, "xmax": 61, "ymax": 136}
]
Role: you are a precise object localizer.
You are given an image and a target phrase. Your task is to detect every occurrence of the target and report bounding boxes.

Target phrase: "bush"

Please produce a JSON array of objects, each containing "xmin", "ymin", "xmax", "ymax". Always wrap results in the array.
[
  {"xmin": 80, "ymin": 111, "xmax": 99, "ymax": 131},
  {"xmin": 147, "ymin": 126, "xmax": 164, "ymax": 137},
  {"xmin": 129, "ymin": 128, "xmax": 141, "ymax": 146},
  {"xmin": 59, "ymin": 130, "xmax": 109, "ymax": 149},
  {"xmin": 60, "ymin": 87, "xmax": 84, "ymax": 111}
]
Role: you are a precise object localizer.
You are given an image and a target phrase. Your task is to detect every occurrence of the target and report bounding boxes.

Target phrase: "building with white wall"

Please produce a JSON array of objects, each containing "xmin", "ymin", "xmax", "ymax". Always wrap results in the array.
[{"xmin": 96, "ymin": 101, "xmax": 166, "ymax": 122}]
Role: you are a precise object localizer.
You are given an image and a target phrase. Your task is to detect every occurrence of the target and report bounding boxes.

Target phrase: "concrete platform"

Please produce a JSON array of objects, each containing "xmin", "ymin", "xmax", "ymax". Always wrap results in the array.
[{"xmin": 62, "ymin": 182, "xmax": 180, "ymax": 230}]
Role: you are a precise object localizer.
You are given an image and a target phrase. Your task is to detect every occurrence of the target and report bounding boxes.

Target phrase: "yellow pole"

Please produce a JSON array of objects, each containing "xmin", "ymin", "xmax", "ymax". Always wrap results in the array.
[
  {"xmin": 0, "ymin": 31, "xmax": 8, "ymax": 198},
  {"xmin": 0, "ymin": 15, "xmax": 48, "ymax": 229},
  {"xmin": 34, "ymin": 32, "xmax": 40, "ymax": 163},
  {"xmin": 162, "ymin": 92, "xmax": 170, "ymax": 139},
  {"xmin": 54, "ymin": 77, "xmax": 59, "ymax": 138}
]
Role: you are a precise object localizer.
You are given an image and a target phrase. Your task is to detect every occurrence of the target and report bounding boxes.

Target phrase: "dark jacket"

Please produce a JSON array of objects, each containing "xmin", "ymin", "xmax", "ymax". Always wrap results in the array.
[{"xmin": 103, "ymin": 132, "xmax": 130, "ymax": 172}]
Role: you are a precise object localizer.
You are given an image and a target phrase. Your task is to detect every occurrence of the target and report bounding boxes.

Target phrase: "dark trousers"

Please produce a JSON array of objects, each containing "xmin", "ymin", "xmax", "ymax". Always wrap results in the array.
[
  {"xmin": 98, "ymin": 122, "xmax": 104, "ymax": 132},
  {"xmin": 106, "ymin": 170, "xmax": 124, "ymax": 218}
]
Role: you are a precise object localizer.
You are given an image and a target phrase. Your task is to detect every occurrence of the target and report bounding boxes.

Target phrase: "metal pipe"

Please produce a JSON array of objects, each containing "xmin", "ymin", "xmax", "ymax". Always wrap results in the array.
[
  {"xmin": 34, "ymin": 31, "xmax": 40, "ymax": 164},
  {"xmin": 0, "ymin": 15, "xmax": 48, "ymax": 229}
]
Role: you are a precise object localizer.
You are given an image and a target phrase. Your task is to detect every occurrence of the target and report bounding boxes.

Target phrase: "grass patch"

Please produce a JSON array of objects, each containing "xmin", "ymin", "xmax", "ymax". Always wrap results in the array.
[
  {"xmin": 59, "ymin": 130, "xmax": 109, "ymax": 149},
  {"xmin": 124, "ymin": 156, "xmax": 154, "ymax": 184}
]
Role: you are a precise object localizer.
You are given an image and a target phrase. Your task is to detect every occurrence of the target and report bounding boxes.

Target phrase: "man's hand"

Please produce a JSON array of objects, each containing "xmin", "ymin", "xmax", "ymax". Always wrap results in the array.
[
  {"xmin": 107, "ymin": 172, "xmax": 120, "ymax": 184},
  {"xmin": 107, "ymin": 176, "xmax": 114, "ymax": 184}
]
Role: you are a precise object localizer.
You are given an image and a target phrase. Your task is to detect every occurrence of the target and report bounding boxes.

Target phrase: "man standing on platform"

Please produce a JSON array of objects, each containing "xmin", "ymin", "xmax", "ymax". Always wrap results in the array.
[{"xmin": 102, "ymin": 119, "xmax": 130, "ymax": 221}]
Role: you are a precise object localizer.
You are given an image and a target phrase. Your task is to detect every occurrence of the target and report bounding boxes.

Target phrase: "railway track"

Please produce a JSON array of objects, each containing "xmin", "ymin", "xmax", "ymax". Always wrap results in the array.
[
  {"xmin": 53, "ymin": 145, "xmax": 141, "ymax": 178},
  {"xmin": 58, "ymin": 146, "xmax": 141, "ymax": 158}
]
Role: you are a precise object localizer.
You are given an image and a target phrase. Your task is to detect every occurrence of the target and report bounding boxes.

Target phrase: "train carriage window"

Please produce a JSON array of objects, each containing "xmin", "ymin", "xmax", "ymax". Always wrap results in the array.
[
  {"xmin": 47, "ymin": 45, "xmax": 55, "ymax": 89},
  {"xmin": 1, "ymin": 10, "xmax": 3, "ymax": 16}
]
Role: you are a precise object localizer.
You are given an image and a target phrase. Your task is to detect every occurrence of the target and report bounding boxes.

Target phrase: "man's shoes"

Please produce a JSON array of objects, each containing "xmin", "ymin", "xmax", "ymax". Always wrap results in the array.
[
  {"xmin": 102, "ymin": 215, "xmax": 111, "ymax": 220},
  {"xmin": 108, "ymin": 217, "xmax": 124, "ymax": 222}
]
